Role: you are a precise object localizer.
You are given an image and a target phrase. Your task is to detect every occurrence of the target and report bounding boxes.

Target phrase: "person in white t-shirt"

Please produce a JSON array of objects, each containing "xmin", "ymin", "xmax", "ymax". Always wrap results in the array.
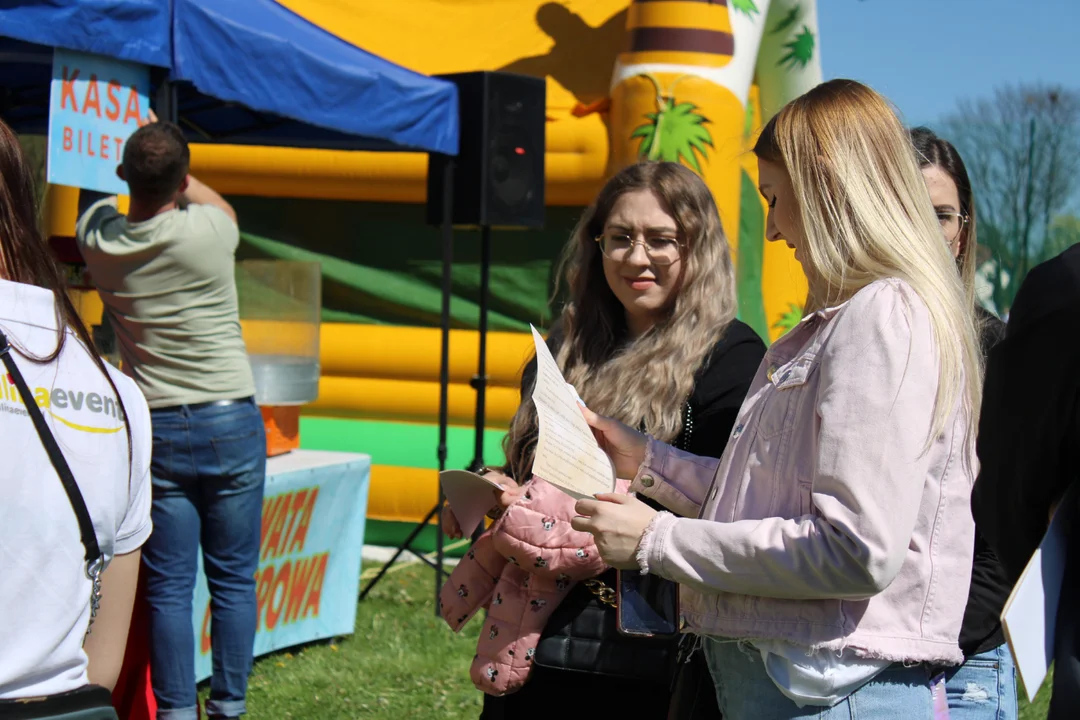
[{"xmin": 0, "ymin": 118, "xmax": 152, "ymax": 714}]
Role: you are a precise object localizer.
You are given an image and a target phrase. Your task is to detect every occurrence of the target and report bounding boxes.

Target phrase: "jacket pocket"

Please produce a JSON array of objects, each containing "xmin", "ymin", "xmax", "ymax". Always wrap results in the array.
[{"xmin": 754, "ymin": 355, "xmax": 818, "ymax": 439}]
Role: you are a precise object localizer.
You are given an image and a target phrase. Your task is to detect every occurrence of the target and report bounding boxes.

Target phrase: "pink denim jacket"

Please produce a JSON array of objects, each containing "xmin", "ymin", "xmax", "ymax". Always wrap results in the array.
[
  {"xmin": 440, "ymin": 477, "xmax": 630, "ymax": 695},
  {"xmin": 632, "ymin": 279, "xmax": 976, "ymax": 665}
]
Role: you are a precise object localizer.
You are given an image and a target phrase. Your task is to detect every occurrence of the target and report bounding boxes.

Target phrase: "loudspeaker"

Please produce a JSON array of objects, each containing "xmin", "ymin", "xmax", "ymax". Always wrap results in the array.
[{"xmin": 427, "ymin": 72, "xmax": 546, "ymax": 229}]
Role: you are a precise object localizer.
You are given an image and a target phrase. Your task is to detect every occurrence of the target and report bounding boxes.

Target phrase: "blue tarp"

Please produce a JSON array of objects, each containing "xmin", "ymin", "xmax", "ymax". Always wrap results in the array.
[
  {"xmin": 0, "ymin": 0, "xmax": 459, "ymax": 155},
  {"xmin": 0, "ymin": 0, "xmax": 170, "ymax": 68},
  {"xmin": 172, "ymin": 0, "xmax": 459, "ymax": 155}
]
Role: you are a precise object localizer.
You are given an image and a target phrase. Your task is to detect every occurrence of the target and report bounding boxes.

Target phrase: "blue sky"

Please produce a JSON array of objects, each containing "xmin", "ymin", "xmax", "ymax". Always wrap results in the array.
[{"xmin": 818, "ymin": 0, "xmax": 1080, "ymax": 128}]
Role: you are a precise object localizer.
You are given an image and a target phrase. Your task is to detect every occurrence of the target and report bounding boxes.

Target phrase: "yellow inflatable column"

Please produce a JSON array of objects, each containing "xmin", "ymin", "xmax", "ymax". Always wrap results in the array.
[{"xmin": 609, "ymin": 0, "xmax": 746, "ymax": 246}]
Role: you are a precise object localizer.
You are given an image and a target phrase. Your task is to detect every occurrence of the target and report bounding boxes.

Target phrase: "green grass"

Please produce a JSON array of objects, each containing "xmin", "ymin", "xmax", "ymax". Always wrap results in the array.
[
  {"xmin": 200, "ymin": 562, "xmax": 483, "ymax": 719},
  {"xmin": 202, "ymin": 561, "xmax": 1054, "ymax": 719},
  {"xmin": 1021, "ymin": 667, "xmax": 1053, "ymax": 720}
]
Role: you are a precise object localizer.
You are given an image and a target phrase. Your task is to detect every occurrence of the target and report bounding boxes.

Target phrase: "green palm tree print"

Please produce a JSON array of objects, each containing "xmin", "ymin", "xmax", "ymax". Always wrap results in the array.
[
  {"xmin": 772, "ymin": 303, "xmax": 805, "ymax": 335},
  {"xmin": 770, "ymin": 4, "xmax": 802, "ymax": 35},
  {"xmin": 630, "ymin": 74, "xmax": 714, "ymax": 174},
  {"xmin": 731, "ymin": 0, "xmax": 759, "ymax": 18},
  {"xmin": 779, "ymin": 26, "xmax": 816, "ymax": 69}
]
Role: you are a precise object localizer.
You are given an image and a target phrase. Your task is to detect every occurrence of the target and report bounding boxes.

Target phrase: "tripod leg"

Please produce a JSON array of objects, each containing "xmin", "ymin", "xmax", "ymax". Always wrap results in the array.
[{"xmin": 358, "ymin": 503, "xmax": 440, "ymax": 602}]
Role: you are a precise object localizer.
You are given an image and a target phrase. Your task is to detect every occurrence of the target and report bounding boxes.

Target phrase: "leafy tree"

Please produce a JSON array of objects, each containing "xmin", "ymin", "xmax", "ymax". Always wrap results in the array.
[{"xmin": 1043, "ymin": 214, "xmax": 1080, "ymax": 263}]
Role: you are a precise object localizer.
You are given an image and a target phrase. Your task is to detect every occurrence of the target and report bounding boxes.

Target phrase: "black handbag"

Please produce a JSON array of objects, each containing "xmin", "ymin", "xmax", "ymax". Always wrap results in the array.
[
  {"xmin": 0, "ymin": 331, "xmax": 116, "ymax": 720},
  {"xmin": 532, "ymin": 568, "xmax": 680, "ymax": 686}
]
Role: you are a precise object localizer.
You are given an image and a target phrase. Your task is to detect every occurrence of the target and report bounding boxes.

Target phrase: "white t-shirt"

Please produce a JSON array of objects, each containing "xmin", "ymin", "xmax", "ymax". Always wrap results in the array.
[
  {"xmin": 754, "ymin": 640, "xmax": 890, "ymax": 707},
  {"xmin": 0, "ymin": 280, "xmax": 152, "ymax": 699}
]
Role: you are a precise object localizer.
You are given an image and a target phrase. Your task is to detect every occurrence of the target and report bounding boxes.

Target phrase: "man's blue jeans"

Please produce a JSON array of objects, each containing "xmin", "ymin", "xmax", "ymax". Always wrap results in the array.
[{"xmin": 143, "ymin": 399, "xmax": 266, "ymax": 720}]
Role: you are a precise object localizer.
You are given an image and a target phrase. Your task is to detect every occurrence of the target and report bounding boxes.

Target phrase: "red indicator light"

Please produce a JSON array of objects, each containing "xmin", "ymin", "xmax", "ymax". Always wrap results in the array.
[{"xmin": 514, "ymin": 147, "xmax": 526, "ymax": 155}]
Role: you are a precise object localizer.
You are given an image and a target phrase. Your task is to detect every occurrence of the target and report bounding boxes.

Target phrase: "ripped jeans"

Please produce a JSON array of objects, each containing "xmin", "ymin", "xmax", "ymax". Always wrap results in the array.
[{"xmin": 944, "ymin": 644, "xmax": 1018, "ymax": 720}]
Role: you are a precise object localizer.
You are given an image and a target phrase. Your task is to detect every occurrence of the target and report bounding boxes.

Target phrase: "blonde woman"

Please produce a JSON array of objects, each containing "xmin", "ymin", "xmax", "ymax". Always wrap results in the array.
[
  {"xmin": 574, "ymin": 80, "xmax": 984, "ymax": 719},
  {"xmin": 442, "ymin": 161, "xmax": 765, "ymax": 719}
]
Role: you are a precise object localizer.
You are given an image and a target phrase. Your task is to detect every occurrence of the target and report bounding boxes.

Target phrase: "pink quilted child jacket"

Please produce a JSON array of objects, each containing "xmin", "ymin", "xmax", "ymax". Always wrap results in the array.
[{"xmin": 440, "ymin": 476, "xmax": 629, "ymax": 696}]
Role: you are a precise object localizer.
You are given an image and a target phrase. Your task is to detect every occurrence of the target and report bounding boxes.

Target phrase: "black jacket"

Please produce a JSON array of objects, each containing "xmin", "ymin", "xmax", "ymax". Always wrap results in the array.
[
  {"xmin": 972, "ymin": 244, "xmax": 1080, "ymax": 717},
  {"xmin": 957, "ymin": 306, "xmax": 1009, "ymax": 657},
  {"xmin": 973, "ymin": 245, "xmax": 1080, "ymax": 581}
]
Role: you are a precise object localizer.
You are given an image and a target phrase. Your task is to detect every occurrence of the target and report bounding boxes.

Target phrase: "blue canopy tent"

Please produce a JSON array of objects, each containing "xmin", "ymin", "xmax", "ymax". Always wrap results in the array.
[
  {"xmin": 0, "ymin": 0, "xmax": 170, "ymax": 67},
  {"xmin": 0, "ymin": 0, "xmax": 462, "ymax": 608},
  {"xmin": 169, "ymin": 0, "xmax": 458, "ymax": 153},
  {"xmin": 0, "ymin": 0, "xmax": 459, "ymax": 154}
]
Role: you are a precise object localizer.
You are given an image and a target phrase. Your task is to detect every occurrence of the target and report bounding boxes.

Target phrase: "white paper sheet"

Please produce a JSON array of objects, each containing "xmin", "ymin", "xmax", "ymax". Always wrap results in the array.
[
  {"xmin": 528, "ymin": 325, "xmax": 616, "ymax": 499},
  {"xmin": 1001, "ymin": 483, "xmax": 1077, "ymax": 703}
]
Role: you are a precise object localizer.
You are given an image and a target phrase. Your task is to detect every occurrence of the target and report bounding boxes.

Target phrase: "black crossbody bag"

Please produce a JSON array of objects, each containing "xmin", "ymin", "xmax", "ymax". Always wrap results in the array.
[{"xmin": 0, "ymin": 330, "xmax": 116, "ymax": 720}]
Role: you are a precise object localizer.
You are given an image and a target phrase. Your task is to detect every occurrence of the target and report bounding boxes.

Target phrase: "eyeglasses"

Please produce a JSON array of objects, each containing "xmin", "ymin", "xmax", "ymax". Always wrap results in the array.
[
  {"xmin": 594, "ymin": 232, "xmax": 682, "ymax": 266},
  {"xmin": 936, "ymin": 211, "xmax": 968, "ymax": 244}
]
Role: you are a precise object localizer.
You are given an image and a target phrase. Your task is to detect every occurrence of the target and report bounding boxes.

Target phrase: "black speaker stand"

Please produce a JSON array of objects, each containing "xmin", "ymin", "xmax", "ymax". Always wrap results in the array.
[
  {"xmin": 359, "ymin": 158, "xmax": 455, "ymax": 615},
  {"xmin": 465, "ymin": 224, "xmax": 493, "ymax": 543}
]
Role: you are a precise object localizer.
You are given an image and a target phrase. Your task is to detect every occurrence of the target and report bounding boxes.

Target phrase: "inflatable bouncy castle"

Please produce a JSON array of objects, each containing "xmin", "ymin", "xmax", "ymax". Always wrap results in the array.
[{"xmin": 48, "ymin": 0, "xmax": 823, "ymax": 546}]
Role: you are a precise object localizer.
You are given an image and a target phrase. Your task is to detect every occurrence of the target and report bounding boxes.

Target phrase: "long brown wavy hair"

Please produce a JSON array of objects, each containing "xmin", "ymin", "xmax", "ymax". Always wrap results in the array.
[
  {"xmin": 0, "ymin": 118, "xmax": 132, "ymax": 473},
  {"xmin": 503, "ymin": 161, "xmax": 738, "ymax": 482}
]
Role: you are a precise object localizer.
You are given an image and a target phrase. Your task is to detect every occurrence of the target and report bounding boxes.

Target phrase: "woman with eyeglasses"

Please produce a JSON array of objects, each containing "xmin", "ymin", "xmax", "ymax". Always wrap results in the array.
[
  {"xmin": 440, "ymin": 161, "xmax": 765, "ymax": 719},
  {"xmin": 911, "ymin": 127, "xmax": 1016, "ymax": 720}
]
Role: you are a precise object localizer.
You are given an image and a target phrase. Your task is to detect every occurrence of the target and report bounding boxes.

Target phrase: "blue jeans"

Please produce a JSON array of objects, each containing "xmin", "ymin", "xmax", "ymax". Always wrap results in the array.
[
  {"xmin": 703, "ymin": 637, "xmax": 942, "ymax": 719},
  {"xmin": 143, "ymin": 399, "xmax": 266, "ymax": 720},
  {"xmin": 944, "ymin": 644, "xmax": 1018, "ymax": 720}
]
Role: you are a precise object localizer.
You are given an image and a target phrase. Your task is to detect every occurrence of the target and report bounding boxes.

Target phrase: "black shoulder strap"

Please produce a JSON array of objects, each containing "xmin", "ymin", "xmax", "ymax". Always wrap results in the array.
[{"xmin": 0, "ymin": 329, "xmax": 101, "ymax": 566}]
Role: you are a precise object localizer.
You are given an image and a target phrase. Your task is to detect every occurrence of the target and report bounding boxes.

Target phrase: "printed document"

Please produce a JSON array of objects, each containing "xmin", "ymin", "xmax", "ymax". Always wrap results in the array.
[{"xmin": 528, "ymin": 325, "xmax": 616, "ymax": 499}]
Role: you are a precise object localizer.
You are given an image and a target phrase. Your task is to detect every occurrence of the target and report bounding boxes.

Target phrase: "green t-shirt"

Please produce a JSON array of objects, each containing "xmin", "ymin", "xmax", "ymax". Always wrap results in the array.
[{"xmin": 77, "ymin": 198, "xmax": 256, "ymax": 409}]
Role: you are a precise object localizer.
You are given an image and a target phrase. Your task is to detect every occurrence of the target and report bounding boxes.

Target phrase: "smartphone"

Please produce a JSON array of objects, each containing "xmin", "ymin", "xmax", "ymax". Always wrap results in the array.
[{"xmin": 616, "ymin": 569, "xmax": 680, "ymax": 638}]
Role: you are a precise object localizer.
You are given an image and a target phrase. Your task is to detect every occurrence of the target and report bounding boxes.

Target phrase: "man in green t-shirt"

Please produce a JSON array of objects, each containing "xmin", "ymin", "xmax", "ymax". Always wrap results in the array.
[{"xmin": 77, "ymin": 118, "xmax": 265, "ymax": 720}]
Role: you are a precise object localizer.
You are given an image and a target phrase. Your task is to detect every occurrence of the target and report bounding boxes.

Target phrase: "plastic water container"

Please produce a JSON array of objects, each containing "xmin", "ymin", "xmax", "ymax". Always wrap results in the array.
[{"xmin": 236, "ymin": 260, "xmax": 321, "ymax": 406}]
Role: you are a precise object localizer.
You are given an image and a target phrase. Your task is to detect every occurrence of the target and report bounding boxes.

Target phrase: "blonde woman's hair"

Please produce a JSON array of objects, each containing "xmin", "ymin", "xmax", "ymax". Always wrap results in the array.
[
  {"xmin": 502, "ymin": 161, "xmax": 739, "ymax": 482},
  {"xmin": 753, "ymin": 79, "xmax": 983, "ymax": 454}
]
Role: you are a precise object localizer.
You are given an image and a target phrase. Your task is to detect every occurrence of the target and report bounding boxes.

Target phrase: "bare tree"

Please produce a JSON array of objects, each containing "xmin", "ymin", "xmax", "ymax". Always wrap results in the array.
[{"xmin": 943, "ymin": 84, "xmax": 1080, "ymax": 314}]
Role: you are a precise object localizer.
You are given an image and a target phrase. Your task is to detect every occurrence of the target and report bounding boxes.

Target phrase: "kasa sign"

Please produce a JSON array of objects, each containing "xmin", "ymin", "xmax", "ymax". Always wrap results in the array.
[{"xmin": 47, "ymin": 49, "xmax": 151, "ymax": 195}]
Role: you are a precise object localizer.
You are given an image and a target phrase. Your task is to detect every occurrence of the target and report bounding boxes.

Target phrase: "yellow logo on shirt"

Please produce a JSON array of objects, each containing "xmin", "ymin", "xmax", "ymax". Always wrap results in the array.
[{"xmin": 0, "ymin": 374, "xmax": 125, "ymax": 434}]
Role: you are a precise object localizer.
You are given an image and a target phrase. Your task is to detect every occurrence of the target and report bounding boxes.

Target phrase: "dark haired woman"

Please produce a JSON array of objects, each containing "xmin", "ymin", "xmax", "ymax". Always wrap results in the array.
[
  {"xmin": 911, "ymin": 126, "xmax": 1017, "ymax": 720},
  {"xmin": 442, "ymin": 160, "xmax": 765, "ymax": 719},
  {"xmin": 0, "ymin": 118, "xmax": 152, "ymax": 717}
]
